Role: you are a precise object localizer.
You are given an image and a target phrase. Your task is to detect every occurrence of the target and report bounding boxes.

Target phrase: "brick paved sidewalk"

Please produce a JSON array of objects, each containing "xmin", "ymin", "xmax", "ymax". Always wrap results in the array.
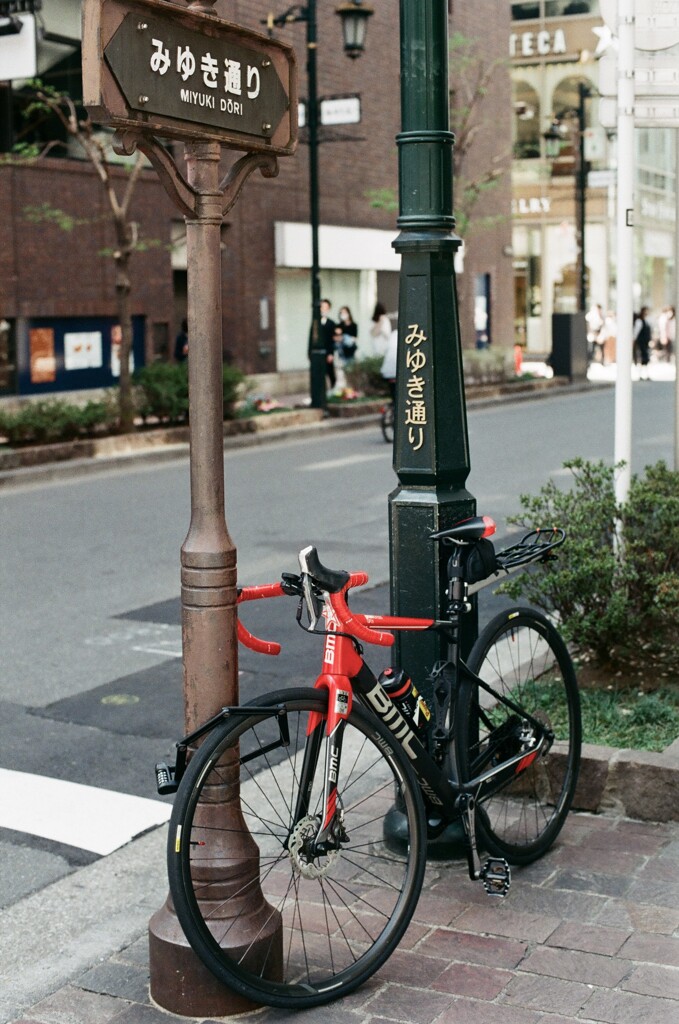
[{"xmin": 10, "ymin": 811, "xmax": 679, "ymax": 1024}]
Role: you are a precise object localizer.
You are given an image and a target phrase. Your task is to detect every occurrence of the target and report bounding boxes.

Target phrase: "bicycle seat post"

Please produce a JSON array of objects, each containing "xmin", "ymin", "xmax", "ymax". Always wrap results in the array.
[{"xmin": 441, "ymin": 545, "xmax": 468, "ymax": 667}]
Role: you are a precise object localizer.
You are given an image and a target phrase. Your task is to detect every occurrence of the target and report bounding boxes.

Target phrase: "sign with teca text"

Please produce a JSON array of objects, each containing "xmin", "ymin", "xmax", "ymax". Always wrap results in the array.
[{"xmin": 82, "ymin": 0, "xmax": 297, "ymax": 154}]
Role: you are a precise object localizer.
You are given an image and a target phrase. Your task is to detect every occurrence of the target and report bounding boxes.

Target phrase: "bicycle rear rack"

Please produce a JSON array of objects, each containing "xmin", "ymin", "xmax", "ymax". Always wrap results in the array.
[
  {"xmin": 496, "ymin": 527, "xmax": 565, "ymax": 570},
  {"xmin": 469, "ymin": 527, "xmax": 565, "ymax": 594}
]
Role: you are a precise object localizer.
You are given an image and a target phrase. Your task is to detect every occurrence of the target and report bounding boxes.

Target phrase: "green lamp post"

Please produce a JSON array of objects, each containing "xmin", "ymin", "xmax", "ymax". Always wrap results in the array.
[{"xmin": 389, "ymin": 0, "xmax": 477, "ymax": 688}]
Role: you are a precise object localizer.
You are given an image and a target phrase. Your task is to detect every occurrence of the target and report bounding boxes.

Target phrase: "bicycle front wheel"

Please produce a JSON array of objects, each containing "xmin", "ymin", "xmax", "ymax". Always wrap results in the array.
[
  {"xmin": 381, "ymin": 403, "xmax": 394, "ymax": 443},
  {"xmin": 456, "ymin": 608, "xmax": 581, "ymax": 865},
  {"xmin": 168, "ymin": 687, "xmax": 426, "ymax": 1009}
]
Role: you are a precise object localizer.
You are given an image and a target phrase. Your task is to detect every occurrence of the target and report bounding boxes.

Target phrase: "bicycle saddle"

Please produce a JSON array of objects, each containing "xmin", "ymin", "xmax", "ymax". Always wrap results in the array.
[
  {"xmin": 299, "ymin": 545, "xmax": 351, "ymax": 593},
  {"xmin": 430, "ymin": 516, "xmax": 496, "ymax": 544}
]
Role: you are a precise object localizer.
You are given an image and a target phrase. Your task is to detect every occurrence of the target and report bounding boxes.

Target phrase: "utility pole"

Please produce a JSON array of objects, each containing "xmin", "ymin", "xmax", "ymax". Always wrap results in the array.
[{"xmin": 613, "ymin": 0, "xmax": 635, "ymax": 508}]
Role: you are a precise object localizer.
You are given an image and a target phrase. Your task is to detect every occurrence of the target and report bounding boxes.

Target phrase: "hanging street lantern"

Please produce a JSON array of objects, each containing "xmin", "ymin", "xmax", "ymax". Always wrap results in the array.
[{"xmin": 336, "ymin": 0, "xmax": 373, "ymax": 59}]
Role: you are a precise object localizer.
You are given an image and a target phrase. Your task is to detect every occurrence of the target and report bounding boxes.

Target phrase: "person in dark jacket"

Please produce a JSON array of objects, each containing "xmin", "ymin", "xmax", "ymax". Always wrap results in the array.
[
  {"xmin": 633, "ymin": 307, "xmax": 652, "ymax": 380},
  {"xmin": 309, "ymin": 298, "xmax": 337, "ymax": 389}
]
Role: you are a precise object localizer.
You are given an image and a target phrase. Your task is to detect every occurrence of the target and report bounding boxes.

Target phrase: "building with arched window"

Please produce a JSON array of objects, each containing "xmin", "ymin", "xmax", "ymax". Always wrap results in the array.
[{"xmin": 511, "ymin": 0, "xmax": 678, "ymax": 354}]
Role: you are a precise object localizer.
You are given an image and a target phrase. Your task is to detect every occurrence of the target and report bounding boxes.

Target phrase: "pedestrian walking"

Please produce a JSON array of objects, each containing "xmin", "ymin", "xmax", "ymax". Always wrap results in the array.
[
  {"xmin": 633, "ymin": 306, "xmax": 652, "ymax": 380},
  {"xmin": 599, "ymin": 309, "xmax": 617, "ymax": 365},
  {"xmin": 308, "ymin": 298, "xmax": 337, "ymax": 390},
  {"xmin": 370, "ymin": 302, "xmax": 392, "ymax": 358},
  {"xmin": 586, "ymin": 303, "xmax": 605, "ymax": 363},
  {"xmin": 657, "ymin": 305, "xmax": 675, "ymax": 362},
  {"xmin": 337, "ymin": 305, "xmax": 358, "ymax": 365},
  {"xmin": 331, "ymin": 323, "xmax": 349, "ymax": 392}
]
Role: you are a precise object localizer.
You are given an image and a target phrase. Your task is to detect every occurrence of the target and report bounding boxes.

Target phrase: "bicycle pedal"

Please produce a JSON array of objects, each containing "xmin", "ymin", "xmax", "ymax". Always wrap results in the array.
[
  {"xmin": 155, "ymin": 762, "xmax": 178, "ymax": 795},
  {"xmin": 481, "ymin": 858, "xmax": 511, "ymax": 898}
]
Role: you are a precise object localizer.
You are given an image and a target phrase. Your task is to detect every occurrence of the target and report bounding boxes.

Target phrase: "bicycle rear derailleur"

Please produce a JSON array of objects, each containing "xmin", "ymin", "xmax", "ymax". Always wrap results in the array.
[{"xmin": 456, "ymin": 793, "xmax": 511, "ymax": 898}]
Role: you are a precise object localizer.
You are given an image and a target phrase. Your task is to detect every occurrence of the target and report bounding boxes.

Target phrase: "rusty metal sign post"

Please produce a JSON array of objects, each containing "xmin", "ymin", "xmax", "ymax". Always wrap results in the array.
[{"xmin": 83, "ymin": 0, "xmax": 296, "ymax": 1015}]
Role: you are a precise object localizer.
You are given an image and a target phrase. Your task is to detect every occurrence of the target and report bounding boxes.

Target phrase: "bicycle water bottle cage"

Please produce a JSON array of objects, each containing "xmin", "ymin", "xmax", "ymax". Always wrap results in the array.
[{"xmin": 430, "ymin": 515, "xmax": 496, "ymax": 545}]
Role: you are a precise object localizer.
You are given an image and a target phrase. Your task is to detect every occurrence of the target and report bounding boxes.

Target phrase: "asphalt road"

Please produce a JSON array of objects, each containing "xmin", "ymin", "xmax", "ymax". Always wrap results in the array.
[{"xmin": 0, "ymin": 379, "xmax": 676, "ymax": 907}]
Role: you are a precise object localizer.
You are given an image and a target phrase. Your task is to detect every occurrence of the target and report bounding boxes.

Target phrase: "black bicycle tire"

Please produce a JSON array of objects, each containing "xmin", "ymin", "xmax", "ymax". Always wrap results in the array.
[
  {"xmin": 456, "ymin": 608, "xmax": 581, "ymax": 865},
  {"xmin": 168, "ymin": 687, "xmax": 427, "ymax": 1009},
  {"xmin": 381, "ymin": 405, "xmax": 394, "ymax": 444}
]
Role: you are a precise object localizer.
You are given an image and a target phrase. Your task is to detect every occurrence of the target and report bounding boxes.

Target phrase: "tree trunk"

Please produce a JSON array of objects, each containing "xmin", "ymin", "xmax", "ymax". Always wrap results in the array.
[{"xmin": 115, "ymin": 255, "xmax": 135, "ymax": 433}]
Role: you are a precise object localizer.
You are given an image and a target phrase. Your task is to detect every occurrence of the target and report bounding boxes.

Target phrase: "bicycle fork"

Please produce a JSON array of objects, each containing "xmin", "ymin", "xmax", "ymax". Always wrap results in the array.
[{"xmin": 286, "ymin": 688, "xmax": 351, "ymax": 863}]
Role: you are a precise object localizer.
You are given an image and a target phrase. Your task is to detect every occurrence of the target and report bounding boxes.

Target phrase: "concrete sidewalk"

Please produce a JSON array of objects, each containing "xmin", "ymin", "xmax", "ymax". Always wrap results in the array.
[{"xmin": 4, "ymin": 810, "xmax": 679, "ymax": 1024}]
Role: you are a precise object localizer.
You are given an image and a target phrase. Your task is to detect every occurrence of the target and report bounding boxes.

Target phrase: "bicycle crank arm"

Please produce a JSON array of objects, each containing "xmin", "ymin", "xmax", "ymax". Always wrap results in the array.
[
  {"xmin": 456, "ymin": 793, "xmax": 482, "ymax": 881},
  {"xmin": 456, "ymin": 793, "xmax": 511, "ymax": 898}
]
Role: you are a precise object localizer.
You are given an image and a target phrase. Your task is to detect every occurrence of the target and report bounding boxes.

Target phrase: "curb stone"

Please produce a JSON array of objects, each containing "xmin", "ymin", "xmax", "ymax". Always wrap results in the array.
[{"xmin": 575, "ymin": 743, "xmax": 679, "ymax": 821}]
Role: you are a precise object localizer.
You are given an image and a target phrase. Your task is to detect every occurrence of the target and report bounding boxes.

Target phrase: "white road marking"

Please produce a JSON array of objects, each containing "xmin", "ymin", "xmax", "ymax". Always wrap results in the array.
[
  {"xmin": 0, "ymin": 768, "xmax": 171, "ymax": 856},
  {"xmin": 131, "ymin": 644, "xmax": 182, "ymax": 658},
  {"xmin": 301, "ymin": 452, "xmax": 387, "ymax": 471}
]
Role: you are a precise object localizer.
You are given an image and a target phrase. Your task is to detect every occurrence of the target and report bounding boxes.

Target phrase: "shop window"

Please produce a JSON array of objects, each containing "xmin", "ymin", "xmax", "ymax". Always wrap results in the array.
[
  {"xmin": 0, "ymin": 318, "xmax": 16, "ymax": 394},
  {"xmin": 512, "ymin": 2, "xmax": 541, "ymax": 19},
  {"xmin": 545, "ymin": 1, "xmax": 598, "ymax": 15},
  {"xmin": 474, "ymin": 274, "xmax": 491, "ymax": 349},
  {"xmin": 547, "ymin": 76, "xmax": 596, "ymax": 170},
  {"xmin": 513, "ymin": 80, "xmax": 540, "ymax": 159},
  {"xmin": 152, "ymin": 322, "xmax": 170, "ymax": 361},
  {"xmin": 552, "ymin": 76, "xmax": 594, "ymax": 124}
]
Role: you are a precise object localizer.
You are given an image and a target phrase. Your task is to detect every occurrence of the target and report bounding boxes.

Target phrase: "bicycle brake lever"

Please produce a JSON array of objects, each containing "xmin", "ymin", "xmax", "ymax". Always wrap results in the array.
[
  {"xmin": 281, "ymin": 572, "xmax": 303, "ymax": 596},
  {"xmin": 301, "ymin": 573, "xmax": 322, "ymax": 630}
]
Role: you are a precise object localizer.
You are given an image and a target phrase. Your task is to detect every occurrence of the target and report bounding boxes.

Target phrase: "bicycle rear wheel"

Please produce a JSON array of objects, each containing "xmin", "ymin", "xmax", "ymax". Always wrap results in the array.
[
  {"xmin": 456, "ymin": 608, "xmax": 581, "ymax": 865},
  {"xmin": 168, "ymin": 687, "xmax": 426, "ymax": 1009}
]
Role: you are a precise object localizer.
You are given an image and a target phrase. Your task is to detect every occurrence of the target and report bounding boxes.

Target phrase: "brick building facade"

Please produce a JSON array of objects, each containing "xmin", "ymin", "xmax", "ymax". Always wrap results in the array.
[{"xmin": 0, "ymin": 0, "xmax": 512, "ymax": 397}]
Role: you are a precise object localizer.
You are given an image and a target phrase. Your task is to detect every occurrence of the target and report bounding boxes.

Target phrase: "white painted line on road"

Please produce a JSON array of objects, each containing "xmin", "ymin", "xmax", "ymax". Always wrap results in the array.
[
  {"xmin": 131, "ymin": 644, "xmax": 182, "ymax": 658},
  {"xmin": 301, "ymin": 452, "xmax": 386, "ymax": 471},
  {"xmin": 0, "ymin": 769, "xmax": 171, "ymax": 856}
]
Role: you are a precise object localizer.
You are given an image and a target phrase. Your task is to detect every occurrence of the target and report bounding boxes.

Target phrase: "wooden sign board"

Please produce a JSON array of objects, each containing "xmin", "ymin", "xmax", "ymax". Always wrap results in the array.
[{"xmin": 82, "ymin": 0, "xmax": 297, "ymax": 154}]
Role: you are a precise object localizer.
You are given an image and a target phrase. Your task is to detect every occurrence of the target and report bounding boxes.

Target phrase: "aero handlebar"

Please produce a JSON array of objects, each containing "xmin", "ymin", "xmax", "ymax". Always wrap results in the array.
[
  {"xmin": 237, "ymin": 571, "xmax": 395, "ymax": 654},
  {"xmin": 329, "ymin": 577, "xmax": 394, "ymax": 648},
  {"xmin": 237, "ymin": 583, "xmax": 285, "ymax": 656}
]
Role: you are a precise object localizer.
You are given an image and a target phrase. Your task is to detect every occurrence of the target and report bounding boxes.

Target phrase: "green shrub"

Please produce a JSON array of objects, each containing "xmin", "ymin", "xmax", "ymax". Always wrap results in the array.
[
  {"xmin": 345, "ymin": 356, "xmax": 390, "ymax": 397},
  {"xmin": 223, "ymin": 363, "xmax": 246, "ymax": 419},
  {"xmin": 0, "ymin": 398, "xmax": 116, "ymax": 445},
  {"xmin": 133, "ymin": 361, "xmax": 246, "ymax": 423},
  {"xmin": 500, "ymin": 458, "xmax": 679, "ymax": 675},
  {"xmin": 462, "ymin": 348, "xmax": 508, "ymax": 384},
  {"xmin": 133, "ymin": 362, "xmax": 189, "ymax": 423}
]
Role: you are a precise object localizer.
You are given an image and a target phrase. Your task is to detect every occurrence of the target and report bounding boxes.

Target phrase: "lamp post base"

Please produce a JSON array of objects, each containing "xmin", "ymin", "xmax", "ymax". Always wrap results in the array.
[
  {"xmin": 384, "ymin": 807, "xmax": 468, "ymax": 860},
  {"xmin": 149, "ymin": 900, "xmax": 258, "ymax": 1017}
]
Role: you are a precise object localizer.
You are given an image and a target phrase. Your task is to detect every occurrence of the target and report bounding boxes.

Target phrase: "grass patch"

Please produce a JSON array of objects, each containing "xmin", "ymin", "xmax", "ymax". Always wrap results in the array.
[
  {"xmin": 533, "ymin": 679, "xmax": 679, "ymax": 752},
  {"xmin": 578, "ymin": 687, "xmax": 679, "ymax": 752}
]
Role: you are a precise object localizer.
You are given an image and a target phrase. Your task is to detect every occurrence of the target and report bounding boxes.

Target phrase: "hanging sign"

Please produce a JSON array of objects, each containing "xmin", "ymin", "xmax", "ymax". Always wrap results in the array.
[
  {"xmin": 82, "ymin": 0, "xmax": 297, "ymax": 154},
  {"xmin": 0, "ymin": 12, "xmax": 36, "ymax": 79}
]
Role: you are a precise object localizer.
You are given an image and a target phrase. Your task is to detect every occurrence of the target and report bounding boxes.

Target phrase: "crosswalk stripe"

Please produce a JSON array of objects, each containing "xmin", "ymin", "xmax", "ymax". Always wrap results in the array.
[{"xmin": 0, "ymin": 768, "xmax": 171, "ymax": 856}]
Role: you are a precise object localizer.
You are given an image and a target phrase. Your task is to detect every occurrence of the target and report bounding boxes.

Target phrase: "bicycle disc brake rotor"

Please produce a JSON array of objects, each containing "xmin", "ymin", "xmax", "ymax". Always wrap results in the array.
[{"xmin": 288, "ymin": 814, "xmax": 340, "ymax": 879}]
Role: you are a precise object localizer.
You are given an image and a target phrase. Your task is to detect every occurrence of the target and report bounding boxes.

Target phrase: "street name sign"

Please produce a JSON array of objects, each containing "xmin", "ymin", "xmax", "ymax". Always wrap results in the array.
[
  {"xmin": 82, "ymin": 0, "xmax": 297, "ymax": 154},
  {"xmin": 599, "ymin": 0, "xmax": 679, "ymax": 127},
  {"xmin": 634, "ymin": 0, "xmax": 679, "ymax": 50},
  {"xmin": 298, "ymin": 94, "xmax": 361, "ymax": 129}
]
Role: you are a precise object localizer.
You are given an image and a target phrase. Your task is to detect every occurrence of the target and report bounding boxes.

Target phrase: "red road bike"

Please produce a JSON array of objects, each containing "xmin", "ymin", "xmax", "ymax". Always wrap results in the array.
[{"xmin": 158, "ymin": 516, "xmax": 581, "ymax": 1008}]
